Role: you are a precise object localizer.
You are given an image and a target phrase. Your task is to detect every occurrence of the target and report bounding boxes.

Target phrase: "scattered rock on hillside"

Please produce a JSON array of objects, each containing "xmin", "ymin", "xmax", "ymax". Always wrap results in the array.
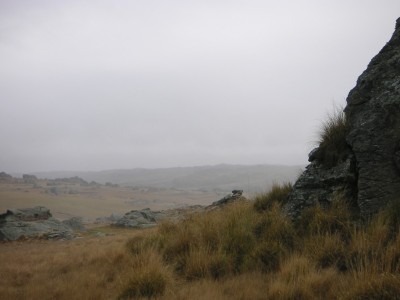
[
  {"xmin": 95, "ymin": 213, "xmax": 123, "ymax": 224},
  {"xmin": 22, "ymin": 174, "xmax": 38, "ymax": 184},
  {"xmin": 114, "ymin": 208, "xmax": 166, "ymax": 228},
  {"xmin": 0, "ymin": 172, "xmax": 13, "ymax": 182},
  {"xmin": 210, "ymin": 190, "xmax": 247, "ymax": 207},
  {"xmin": 62, "ymin": 217, "xmax": 86, "ymax": 231},
  {"xmin": 287, "ymin": 18, "xmax": 400, "ymax": 218},
  {"xmin": 0, "ymin": 206, "xmax": 74, "ymax": 241}
]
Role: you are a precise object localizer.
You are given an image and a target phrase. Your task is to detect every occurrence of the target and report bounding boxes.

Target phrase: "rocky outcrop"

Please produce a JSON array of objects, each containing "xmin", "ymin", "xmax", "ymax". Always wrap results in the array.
[
  {"xmin": 115, "ymin": 208, "xmax": 166, "ymax": 228},
  {"xmin": 0, "ymin": 206, "xmax": 74, "ymax": 241},
  {"xmin": 345, "ymin": 18, "xmax": 400, "ymax": 217},
  {"xmin": 210, "ymin": 190, "xmax": 247, "ymax": 207},
  {"xmin": 286, "ymin": 156, "xmax": 357, "ymax": 217},
  {"xmin": 287, "ymin": 18, "xmax": 400, "ymax": 218}
]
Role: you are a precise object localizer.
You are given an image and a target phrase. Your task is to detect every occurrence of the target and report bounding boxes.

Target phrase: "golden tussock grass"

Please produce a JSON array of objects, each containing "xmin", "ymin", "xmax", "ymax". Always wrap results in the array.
[
  {"xmin": 121, "ymin": 185, "xmax": 400, "ymax": 299},
  {"xmin": 3, "ymin": 184, "xmax": 400, "ymax": 299},
  {"xmin": 0, "ymin": 228, "xmax": 146, "ymax": 300}
]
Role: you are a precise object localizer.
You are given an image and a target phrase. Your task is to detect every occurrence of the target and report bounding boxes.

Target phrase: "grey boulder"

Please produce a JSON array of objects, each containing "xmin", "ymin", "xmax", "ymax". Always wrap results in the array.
[
  {"xmin": 115, "ymin": 208, "xmax": 166, "ymax": 228},
  {"xmin": 0, "ymin": 206, "xmax": 74, "ymax": 241}
]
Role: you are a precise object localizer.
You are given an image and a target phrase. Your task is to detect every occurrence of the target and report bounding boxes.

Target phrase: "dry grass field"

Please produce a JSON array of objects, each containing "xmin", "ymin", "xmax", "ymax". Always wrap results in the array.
[
  {"xmin": 0, "ymin": 180, "xmax": 220, "ymax": 220},
  {"xmin": 117, "ymin": 187, "xmax": 400, "ymax": 299},
  {"xmin": 0, "ymin": 227, "xmax": 142, "ymax": 300},
  {"xmin": 2, "ymin": 194, "xmax": 400, "ymax": 299},
  {"xmin": 2, "ymin": 181, "xmax": 400, "ymax": 299},
  {"xmin": 0, "ymin": 224, "xmax": 273, "ymax": 300}
]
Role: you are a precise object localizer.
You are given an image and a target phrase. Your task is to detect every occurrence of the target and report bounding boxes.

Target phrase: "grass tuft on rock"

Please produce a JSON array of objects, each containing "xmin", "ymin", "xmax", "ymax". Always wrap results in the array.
[{"xmin": 316, "ymin": 106, "xmax": 350, "ymax": 167}]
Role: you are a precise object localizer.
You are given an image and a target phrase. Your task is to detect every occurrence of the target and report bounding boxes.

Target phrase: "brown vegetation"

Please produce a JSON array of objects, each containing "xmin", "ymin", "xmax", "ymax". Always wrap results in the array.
[
  {"xmin": 316, "ymin": 106, "xmax": 350, "ymax": 167},
  {"xmin": 121, "ymin": 185, "xmax": 400, "ymax": 299},
  {"xmin": 2, "ymin": 184, "xmax": 400, "ymax": 299},
  {"xmin": 0, "ymin": 227, "xmax": 141, "ymax": 299}
]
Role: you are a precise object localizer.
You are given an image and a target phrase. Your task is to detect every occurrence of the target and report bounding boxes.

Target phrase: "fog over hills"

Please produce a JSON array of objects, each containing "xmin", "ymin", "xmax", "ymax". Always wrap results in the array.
[{"xmin": 30, "ymin": 164, "xmax": 303, "ymax": 194}]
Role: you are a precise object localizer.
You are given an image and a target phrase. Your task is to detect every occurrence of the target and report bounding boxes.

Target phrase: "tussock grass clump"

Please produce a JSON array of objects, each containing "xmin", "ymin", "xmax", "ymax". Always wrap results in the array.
[
  {"xmin": 347, "ymin": 202, "xmax": 400, "ymax": 274},
  {"xmin": 119, "ymin": 249, "xmax": 172, "ymax": 299},
  {"xmin": 125, "ymin": 202, "xmax": 260, "ymax": 279},
  {"xmin": 119, "ymin": 269, "xmax": 169, "ymax": 299},
  {"xmin": 183, "ymin": 247, "xmax": 231, "ymax": 280},
  {"xmin": 343, "ymin": 274, "xmax": 400, "ymax": 300},
  {"xmin": 296, "ymin": 195, "xmax": 353, "ymax": 240},
  {"xmin": 267, "ymin": 255, "xmax": 339, "ymax": 299},
  {"xmin": 304, "ymin": 233, "xmax": 347, "ymax": 271},
  {"xmin": 124, "ymin": 197, "xmax": 297, "ymax": 281},
  {"xmin": 253, "ymin": 182, "xmax": 292, "ymax": 212},
  {"xmin": 254, "ymin": 203, "xmax": 296, "ymax": 249},
  {"xmin": 316, "ymin": 106, "xmax": 350, "ymax": 167}
]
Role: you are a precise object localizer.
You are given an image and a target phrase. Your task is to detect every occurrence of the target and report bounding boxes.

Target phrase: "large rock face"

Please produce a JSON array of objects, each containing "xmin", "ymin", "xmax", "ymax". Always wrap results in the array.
[
  {"xmin": 345, "ymin": 18, "xmax": 400, "ymax": 216},
  {"xmin": 287, "ymin": 18, "xmax": 400, "ymax": 218}
]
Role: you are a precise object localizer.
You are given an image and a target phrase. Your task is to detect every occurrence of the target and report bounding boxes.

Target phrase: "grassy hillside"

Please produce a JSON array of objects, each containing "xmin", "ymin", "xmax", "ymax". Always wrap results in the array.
[
  {"xmin": 2, "ymin": 185, "xmax": 400, "ymax": 299},
  {"xmin": 118, "ymin": 187, "xmax": 400, "ymax": 299}
]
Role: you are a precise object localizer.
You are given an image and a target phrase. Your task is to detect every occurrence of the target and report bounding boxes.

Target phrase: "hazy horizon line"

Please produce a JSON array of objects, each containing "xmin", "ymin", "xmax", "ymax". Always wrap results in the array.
[{"xmin": 7, "ymin": 162, "xmax": 306, "ymax": 176}]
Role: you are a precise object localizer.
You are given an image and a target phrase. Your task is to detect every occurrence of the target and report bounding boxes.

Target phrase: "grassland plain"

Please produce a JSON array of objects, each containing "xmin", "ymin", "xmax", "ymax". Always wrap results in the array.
[{"xmin": 0, "ymin": 180, "xmax": 220, "ymax": 220}]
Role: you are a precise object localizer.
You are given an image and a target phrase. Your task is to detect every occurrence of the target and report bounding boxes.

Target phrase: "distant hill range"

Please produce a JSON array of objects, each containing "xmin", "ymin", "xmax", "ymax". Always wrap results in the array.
[{"xmin": 29, "ymin": 164, "xmax": 303, "ymax": 194}]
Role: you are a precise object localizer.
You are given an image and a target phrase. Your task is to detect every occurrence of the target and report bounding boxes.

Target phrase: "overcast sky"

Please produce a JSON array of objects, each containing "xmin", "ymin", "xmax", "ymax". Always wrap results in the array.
[{"xmin": 0, "ymin": 1, "xmax": 399, "ymax": 172}]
